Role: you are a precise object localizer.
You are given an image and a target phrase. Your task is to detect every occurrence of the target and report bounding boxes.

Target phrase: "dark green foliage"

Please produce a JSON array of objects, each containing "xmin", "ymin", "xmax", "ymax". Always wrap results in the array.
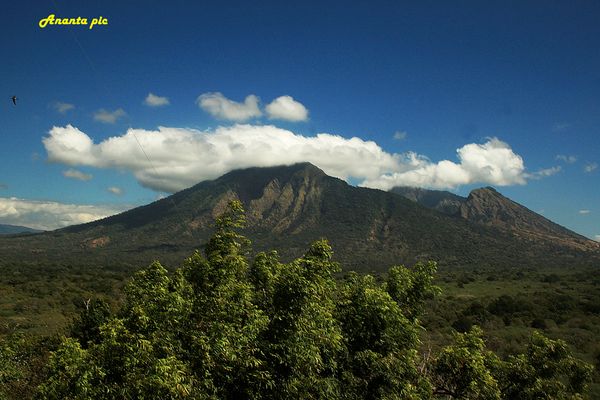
[
  {"xmin": 488, "ymin": 294, "xmax": 524, "ymax": 316},
  {"xmin": 452, "ymin": 316, "xmax": 474, "ymax": 333},
  {"xmin": 71, "ymin": 299, "xmax": 111, "ymax": 348},
  {"xmin": 264, "ymin": 241, "xmax": 342, "ymax": 396},
  {"xmin": 6, "ymin": 201, "xmax": 595, "ymax": 399},
  {"xmin": 422, "ymin": 264, "xmax": 600, "ymax": 397},
  {"xmin": 530, "ymin": 318, "xmax": 547, "ymax": 330},
  {"xmin": 385, "ymin": 261, "xmax": 440, "ymax": 322},
  {"xmin": 431, "ymin": 326, "xmax": 502, "ymax": 399},
  {"xmin": 336, "ymin": 273, "xmax": 430, "ymax": 399},
  {"xmin": 499, "ymin": 332, "xmax": 594, "ymax": 399},
  {"xmin": 0, "ymin": 334, "xmax": 58, "ymax": 400},
  {"xmin": 431, "ymin": 327, "xmax": 594, "ymax": 400},
  {"xmin": 542, "ymin": 274, "xmax": 561, "ymax": 284},
  {"xmin": 36, "ymin": 201, "xmax": 441, "ymax": 399}
]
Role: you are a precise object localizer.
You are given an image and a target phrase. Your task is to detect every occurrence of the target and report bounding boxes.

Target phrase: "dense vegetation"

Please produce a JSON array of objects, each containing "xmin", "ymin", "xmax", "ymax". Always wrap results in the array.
[{"xmin": 0, "ymin": 201, "xmax": 596, "ymax": 398}]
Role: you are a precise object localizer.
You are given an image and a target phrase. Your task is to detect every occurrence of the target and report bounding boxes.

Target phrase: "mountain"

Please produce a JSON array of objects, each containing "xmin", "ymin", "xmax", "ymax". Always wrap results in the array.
[
  {"xmin": 458, "ymin": 187, "xmax": 594, "ymax": 250},
  {"xmin": 0, "ymin": 224, "xmax": 43, "ymax": 235},
  {"xmin": 390, "ymin": 187, "xmax": 464, "ymax": 215},
  {"xmin": 1, "ymin": 163, "xmax": 598, "ymax": 272},
  {"xmin": 391, "ymin": 185, "xmax": 595, "ymax": 252}
]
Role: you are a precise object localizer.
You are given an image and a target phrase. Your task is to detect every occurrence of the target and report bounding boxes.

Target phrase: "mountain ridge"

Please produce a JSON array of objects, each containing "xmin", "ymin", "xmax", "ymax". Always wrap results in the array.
[
  {"xmin": 0, "ymin": 224, "xmax": 43, "ymax": 235},
  {"xmin": 1, "ymin": 163, "xmax": 598, "ymax": 271},
  {"xmin": 391, "ymin": 185, "xmax": 595, "ymax": 251}
]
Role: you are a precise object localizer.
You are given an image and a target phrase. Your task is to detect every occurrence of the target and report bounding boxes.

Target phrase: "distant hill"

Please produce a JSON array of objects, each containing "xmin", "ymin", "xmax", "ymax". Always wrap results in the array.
[
  {"xmin": 1, "ymin": 163, "xmax": 598, "ymax": 272},
  {"xmin": 390, "ymin": 187, "xmax": 464, "ymax": 215},
  {"xmin": 0, "ymin": 224, "xmax": 43, "ymax": 235},
  {"xmin": 391, "ymin": 186, "xmax": 594, "ymax": 251}
]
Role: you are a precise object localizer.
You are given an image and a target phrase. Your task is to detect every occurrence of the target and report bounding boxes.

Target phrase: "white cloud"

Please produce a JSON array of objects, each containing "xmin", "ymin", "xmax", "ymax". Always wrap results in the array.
[
  {"xmin": 525, "ymin": 166, "xmax": 562, "ymax": 180},
  {"xmin": 107, "ymin": 186, "xmax": 123, "ymax": 195},
  {"xmin": 93, "ymin": 108, "xmax": 127, "ymax": 124},
  {"xmin": 362, "ymin": 138, "xmax": 529, "ymax": 190},
  {"xmin": 555, "ymin": 155, "xmax": 577, "ymax": 164},
  {"xmin": 53, "ymin": 101, "xmax": 75, "ymax": 114},
  {"xmin": 265, "ymin": 96, "xmax": 309, "ymax": 122},
  {"xmin": 595, "ymin": 235, "xmax": 600, "ymax": 242},
  {"xmin": 43, "ymin": 124, "xmax": 542, "ymax": 193},
  {"xmin": 197, "ymin": 92, "xmax": 262, "ymax": 121},
  {"xmin": 584, "ymin": 162, "xmax": 598, "ymax": 173},
  {"xmin": 0, "ymin": 197, "xmax": 128, "ymax": 231},
  {"xmin": 44, "ymin": 125, "xmax": 95, "ymax": 166},
  {"xmin": 43, "ymin": 124, "xmax": 398, "ymax": 192},
  {"xmin": 144, "ymin": 93, "xmax": 170, "ymax": 107},
  {"xmin": 579, "ymin": 209, "xmax": 591, "ymax": 215},
  {"xmin": 62, "ymin": 168, "xmax": 93, "ymax": 181},
  {"xmin": 393, "ymin": 131, "xmax": 407, "ymax": 140}
]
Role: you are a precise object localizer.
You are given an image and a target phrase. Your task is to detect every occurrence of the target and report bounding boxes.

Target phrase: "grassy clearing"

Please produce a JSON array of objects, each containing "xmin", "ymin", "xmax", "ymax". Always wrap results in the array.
[{"xmin": 422, "ymin": 264, "xmax": 600, "ymax": 398}]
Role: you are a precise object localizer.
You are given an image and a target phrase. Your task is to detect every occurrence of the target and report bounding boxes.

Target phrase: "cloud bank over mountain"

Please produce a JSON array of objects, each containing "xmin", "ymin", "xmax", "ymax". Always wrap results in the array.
[{"xmin": 43, "ymin": 124, "xmax": 552, "ymax": 193}]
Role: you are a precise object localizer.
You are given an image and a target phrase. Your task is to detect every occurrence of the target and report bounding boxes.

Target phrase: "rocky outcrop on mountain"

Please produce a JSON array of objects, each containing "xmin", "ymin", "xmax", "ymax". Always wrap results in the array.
[
  {"xmin": 392, "ymin": 185, "xmax": 598, "ymax": 252},
  {"xmin": 458, "ymin": 187, "xmax": 597, "ymax": 251},
  {"xmin": 391, "ymin": 187, "xmax": 464, "ymax": 215}
]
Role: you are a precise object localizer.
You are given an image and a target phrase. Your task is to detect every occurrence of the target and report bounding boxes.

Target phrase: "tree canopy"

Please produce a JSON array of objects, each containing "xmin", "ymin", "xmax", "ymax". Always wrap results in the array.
[{"xmin": 28, "ymin": 201, "xmax": 593, "ymax": 399}]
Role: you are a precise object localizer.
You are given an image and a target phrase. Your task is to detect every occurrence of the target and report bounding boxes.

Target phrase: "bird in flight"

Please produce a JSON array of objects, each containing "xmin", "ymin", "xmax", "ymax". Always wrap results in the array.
[{"xmin": 11, "ymin": 96, "xmax": 17, "ymax": 105}]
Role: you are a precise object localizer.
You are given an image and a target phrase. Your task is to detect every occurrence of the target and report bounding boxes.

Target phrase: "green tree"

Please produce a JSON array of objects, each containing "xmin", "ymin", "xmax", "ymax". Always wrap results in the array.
[
  {"xmin": 430, "ymin": 327, "xmax": 594, "ymax": 400},
  {"xmin": 38, "ymin": 261, "xmax": 198, "ymax": 399},
  {"xmin": 498, "ymin": 331, "xmax": 593, "ymax": 399},
  {"xmin": 37, "ymin": 200, "xmax": 593, "ymax": 400},
  {"xmin": 71, "ymin": 298, "xmax": 111, "ymax": 348},
  {"xmin": 1, "ymin": 334, "xmax": 28, "ymax": 400},
  {"xmin": 385, "ymin": 261, "xmax": 440, "ymax": 323},
  {"xmin": 336, "ymin": 272, "xmax": 431, "ymax": 399},
  {"xmin": 1, "ymin": 334, "xmax": 54, "ymax": 400},
  {"xmin": 431, "ymin": 326, "xmax": 501, "ymax": 399},
  {"xmin": 261, "ymin": 240, "xmax": 343, "ymax": 399}
]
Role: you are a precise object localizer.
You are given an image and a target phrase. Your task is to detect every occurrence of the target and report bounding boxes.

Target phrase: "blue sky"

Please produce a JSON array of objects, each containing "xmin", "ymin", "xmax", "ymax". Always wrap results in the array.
[{"xmin": 0, "ymin": 1, "xmax": 598, "ymax": 239}]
